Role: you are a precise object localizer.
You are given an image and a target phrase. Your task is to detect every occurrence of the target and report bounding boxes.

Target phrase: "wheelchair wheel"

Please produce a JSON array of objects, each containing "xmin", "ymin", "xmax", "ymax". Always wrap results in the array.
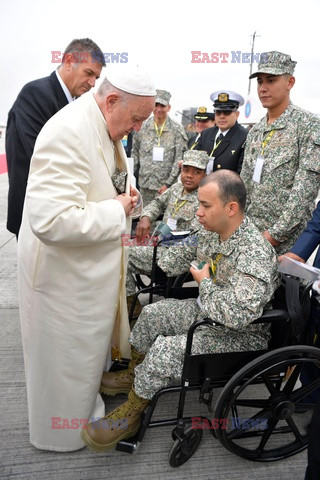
[
  {"xmin": 169, "ymin": 425, "xmax": 203, "ymax": 467},
  {"xmin": 214, "ymin": 346, "xmax": 320, "ymax": 462}
]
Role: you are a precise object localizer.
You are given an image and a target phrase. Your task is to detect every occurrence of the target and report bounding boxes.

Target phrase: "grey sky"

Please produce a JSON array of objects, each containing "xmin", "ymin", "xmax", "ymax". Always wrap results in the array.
[{"xmin": 1, "ymin": 0, "xmax": 320, "ymax": 125}]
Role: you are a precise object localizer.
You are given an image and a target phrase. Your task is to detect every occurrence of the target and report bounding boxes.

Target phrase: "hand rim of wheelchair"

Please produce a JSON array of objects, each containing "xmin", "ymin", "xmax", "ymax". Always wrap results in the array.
[
  {"xmin": 213, "ymin": 345, "xmax": 320, "ymax": 462},
  {"xmin": 169, "ymin": 425, "xmax": 203, "ymax": 468}
]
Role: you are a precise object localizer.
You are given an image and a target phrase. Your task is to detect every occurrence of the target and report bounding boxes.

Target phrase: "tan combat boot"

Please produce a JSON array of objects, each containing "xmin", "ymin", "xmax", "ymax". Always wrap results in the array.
[
  {"xmin": 81, "ymin": 388, "xmax": 149, "ymax": 452},
  {"xmin": 100, "ymin": 347, "xmax": 145, "ymax": 396}
]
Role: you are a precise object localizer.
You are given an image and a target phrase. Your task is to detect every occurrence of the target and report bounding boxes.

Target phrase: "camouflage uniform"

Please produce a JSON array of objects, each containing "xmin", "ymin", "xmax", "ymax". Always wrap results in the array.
[
  {"xmin": 126, "ymin": 183, "xmax": 199, "ymax": 296},
  {"xmin": 131, "ymin": 117, "xmax": 188, "ymax": 206},
  {"xmin": 241, "ymin": 103, "xmax": 320, "ymax": 254},
  {"xmin": 130, "ymin": 217, "xmax": 280, "ymax": 399}
]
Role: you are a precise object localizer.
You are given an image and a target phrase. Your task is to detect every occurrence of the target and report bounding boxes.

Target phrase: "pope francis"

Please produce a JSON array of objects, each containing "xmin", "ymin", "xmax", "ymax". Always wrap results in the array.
[{"xmin": 17, "ymin": 66, "xmax": 156, "ymax": 451}]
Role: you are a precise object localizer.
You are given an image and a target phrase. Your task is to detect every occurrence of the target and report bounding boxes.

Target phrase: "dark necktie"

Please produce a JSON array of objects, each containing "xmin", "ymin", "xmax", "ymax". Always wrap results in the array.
[{"xmin": 217, "ymin": 133, "xmax": 224, "ymax": 142}]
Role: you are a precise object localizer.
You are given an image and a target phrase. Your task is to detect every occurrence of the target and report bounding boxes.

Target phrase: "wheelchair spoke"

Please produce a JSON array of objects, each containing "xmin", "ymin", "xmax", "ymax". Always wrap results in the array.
[
  {"xmin": 282, "ymin": 364, "xmax": 303, "ymax": 395},
  {"xmin": 257, "ymin": 416, "xmax": 278, "ymax": 453},
  {"xmin": 231, "ymin": 404, "xmax": 239, "ymax": 420},
  {"xmin": 291, "ymin": 378, "xmax": 320, "ymax": 403},
  {"xmin": 235, "ymin": 399, "xmax": 270, "ymax": 409},
  {"xmin": 262, "ymin": 373, "xmax": 282, "ymax": 395},
  {"xmin": 286, "ymin": 416, "xmax": 304, "ymax": 443},
  {"xmin": 227, "ymin": 409, "xmax": 271, "ymax": 440}
]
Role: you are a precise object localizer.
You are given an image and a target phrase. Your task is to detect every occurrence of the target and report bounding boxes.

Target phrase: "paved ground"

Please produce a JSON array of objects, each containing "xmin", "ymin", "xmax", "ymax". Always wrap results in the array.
[{"xmin": 0, "ymin": 134, "xmax": 308, "ymax": 479}]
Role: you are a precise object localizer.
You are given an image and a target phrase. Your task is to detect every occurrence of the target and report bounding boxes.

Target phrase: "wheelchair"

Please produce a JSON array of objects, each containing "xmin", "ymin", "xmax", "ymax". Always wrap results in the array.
[
  {"xmin": 128, "ymin": 233, "xmax": 199, "ymax": 322},
  {"xmin": 116, "ymin": 274, "xmax": 320, "ymax": 467}
]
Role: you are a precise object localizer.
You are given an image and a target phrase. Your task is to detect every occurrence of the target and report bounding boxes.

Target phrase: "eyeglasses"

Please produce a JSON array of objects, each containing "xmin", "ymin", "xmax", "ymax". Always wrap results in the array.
[{"xmin": 215, "ymin": 110, "xmax": 234, "ymax": 116}]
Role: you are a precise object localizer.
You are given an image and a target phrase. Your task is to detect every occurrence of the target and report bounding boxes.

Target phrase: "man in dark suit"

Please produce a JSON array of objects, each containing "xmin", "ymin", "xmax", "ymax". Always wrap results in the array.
[
  {"xmin": 5, "ymin": 37, "xmax": 105, "ymax": 237},
  {"xmin": 195, "ymin": 90, "xmax": 248, "ymax": 174},
  {"xmin": 188, "ymin": 106, "xmax": 215, "ymax": 149},
  {"xmin": 279, "ymin": 202, "xmax": 320, "ymax": 480}
]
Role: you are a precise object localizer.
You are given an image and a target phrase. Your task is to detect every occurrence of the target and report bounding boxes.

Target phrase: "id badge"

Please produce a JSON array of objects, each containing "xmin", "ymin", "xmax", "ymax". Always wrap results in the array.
[
  {"xmin": 167, "ymin": 217, "xmax": 177, "ymax": 231},
  {"xmin": 206, "ymin": 158, "xmax": 214, "ymax": 174},
  {"xmin": 153, "ymin": 146, "xmax": 164, "ymax": 161},
  {"xmin": 252, "ymin": 155, "xmax": 264, "ymax": 183}
]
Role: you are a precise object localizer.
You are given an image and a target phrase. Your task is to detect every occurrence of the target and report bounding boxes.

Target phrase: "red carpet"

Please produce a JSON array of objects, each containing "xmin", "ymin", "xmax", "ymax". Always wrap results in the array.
[{"xmin": 0, "ymin": 154, "xmax": 7, "ymax": 174}]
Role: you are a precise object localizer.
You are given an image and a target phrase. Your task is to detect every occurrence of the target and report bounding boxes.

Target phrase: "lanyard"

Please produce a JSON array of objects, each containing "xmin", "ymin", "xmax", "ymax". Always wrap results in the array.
[
  {"xmin": 171, "ymin": 199, "xmax": 187, "ymax": 218},
  {"xmin": 261, "ymin": 130, "xmax": 275, "ymax": 155},
  {"xmin": 209, "ymin": 133, "xmax": 223, "ymax": 157},
  {"xmin": 190, "ymin": 133, "xmax": 200, "ymax": 150},
  {"xmin": 209, "ymin": 140, "xmax": 222, "ymax": 157},
  {"xmin": 210, "ymin": 253, "xmax": 222, "ymax": 280},
  {"xmin": 154, "ymin": 121, "xmax": 166, "ymax": 146}
]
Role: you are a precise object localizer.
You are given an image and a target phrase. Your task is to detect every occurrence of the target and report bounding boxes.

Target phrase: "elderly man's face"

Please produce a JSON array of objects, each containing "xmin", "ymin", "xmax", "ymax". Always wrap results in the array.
[
  {"xmin": 64, "ymin": 54, "xmax": 103, "ymax": 97},
  {"xmin": 214, "ymin": 110, "xmax": 239, "ymax": 132},
  {"xmin": 106, "ymin": 95, "xmax": 155, "ymax": 141}
]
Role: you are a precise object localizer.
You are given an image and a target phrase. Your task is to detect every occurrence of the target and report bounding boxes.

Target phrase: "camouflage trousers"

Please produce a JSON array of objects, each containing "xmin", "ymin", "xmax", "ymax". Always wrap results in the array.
[
  {"xmin": 130, "ymin": 298, "xmax": 268, "ymax": 400},
  {"xmin": 126, "ymin": 246, "xmax": 158, "ymax": 296},
  {"xmin": 140, "ymin": 187, "xmax": 159, "ymax": 207}
]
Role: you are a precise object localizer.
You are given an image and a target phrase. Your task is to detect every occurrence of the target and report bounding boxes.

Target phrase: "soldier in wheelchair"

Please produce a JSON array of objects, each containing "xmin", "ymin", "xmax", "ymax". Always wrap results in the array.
[
  {"xmin": 81, "ymin": 170, "xmax": 282, "ymax": 452},
  {"xmin": 126, "ymin": 149, "xmax": 209, "ymax": 317}
]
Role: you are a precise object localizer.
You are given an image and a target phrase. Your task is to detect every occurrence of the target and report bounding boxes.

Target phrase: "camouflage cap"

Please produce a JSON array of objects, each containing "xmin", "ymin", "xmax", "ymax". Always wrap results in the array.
[
  {"xmin": 155, "ymin": 89, "xmax": 171, "ymax": 106},
  {"xmin": 249, "ymin": 51, "xmax": 297, "ymax": 79},
  {"xmin": 182, "ymin": 150, "xmax": 209, "ymax": 170}
]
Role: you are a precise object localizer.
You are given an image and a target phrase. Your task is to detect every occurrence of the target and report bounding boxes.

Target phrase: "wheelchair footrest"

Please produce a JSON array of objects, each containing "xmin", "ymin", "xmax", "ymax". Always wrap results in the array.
[{"xmin": 115, "ymin": 439, "xmax": 137, "ymax": 454}]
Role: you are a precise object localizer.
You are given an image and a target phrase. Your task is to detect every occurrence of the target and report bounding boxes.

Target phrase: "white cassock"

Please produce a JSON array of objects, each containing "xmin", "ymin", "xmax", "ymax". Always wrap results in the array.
[{"xmin": 17, "ymin": 92, "xmax": 139, "ymax": 451}]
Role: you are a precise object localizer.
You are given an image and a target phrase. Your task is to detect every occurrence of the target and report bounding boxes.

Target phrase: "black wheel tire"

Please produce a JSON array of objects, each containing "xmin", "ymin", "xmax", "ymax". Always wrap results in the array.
[
  {"xmin": 169, "ymin": 425, "xmax": 203, "ymax": 467},
  {"xmin": 214, "ymin": 345, "xmax": 320, "ymax": 462}
]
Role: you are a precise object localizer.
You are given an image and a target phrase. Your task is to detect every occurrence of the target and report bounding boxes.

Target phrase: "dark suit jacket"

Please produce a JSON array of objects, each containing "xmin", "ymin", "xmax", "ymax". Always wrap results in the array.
[
  {"xmin": 290, "ymin": 201, "xmax": 320, "ymax": 268},
  {"xmin": 5, "ymin": 71, "xmax": 69, "ymax": 235},
  {"xmin": 195, "ymin": 122, "xmax": 248, "ymax": 173},
  {"xmin": 187, "ymin": 133, "xmax": 200, "ymax": 149}
]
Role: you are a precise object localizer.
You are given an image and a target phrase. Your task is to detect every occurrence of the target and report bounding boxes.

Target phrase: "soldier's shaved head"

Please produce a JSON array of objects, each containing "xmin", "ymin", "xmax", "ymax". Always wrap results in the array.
[{"xmin": 200, "ymin": 170, "xmax": 246, "ymax": 212}]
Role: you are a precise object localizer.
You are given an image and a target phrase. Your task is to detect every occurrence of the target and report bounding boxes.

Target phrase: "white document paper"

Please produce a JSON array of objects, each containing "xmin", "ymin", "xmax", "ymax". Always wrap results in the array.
[{"xmin": 278, "ymin": 256, "xmax": 320, "ymax": 282}]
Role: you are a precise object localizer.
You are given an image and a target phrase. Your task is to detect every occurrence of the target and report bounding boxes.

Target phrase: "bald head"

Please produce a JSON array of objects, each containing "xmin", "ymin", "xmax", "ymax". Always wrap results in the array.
[{"xmin": 199, "ymin": 170, "xmax": 247, "ymax": 212}]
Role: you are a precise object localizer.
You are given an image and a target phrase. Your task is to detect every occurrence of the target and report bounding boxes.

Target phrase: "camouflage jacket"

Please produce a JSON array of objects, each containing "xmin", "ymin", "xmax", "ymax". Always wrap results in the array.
[
  {"xmin": 241, "ymin": 103, "xmax": 320, "ymax": 254},
  {"xmin": 132, "ymin": 116, "xmax": 188, "ymax": 190},
  {"xmin": 141, "ymin": 183, "xmax": 199, "ymax": 230},
  {"xmin": 158, "ymin": 217, "xmax": 280, "ymax": 331}
]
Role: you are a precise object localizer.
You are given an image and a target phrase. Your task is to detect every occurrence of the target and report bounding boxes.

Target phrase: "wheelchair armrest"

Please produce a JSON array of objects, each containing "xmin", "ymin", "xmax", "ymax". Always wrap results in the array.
[
  {"xmin": 252, "ymin": 309, "xmax": 289, "ymax": 324},
  {"xmin": 185, "ymin": 318, "xmax": 215, "ymax": 355}
]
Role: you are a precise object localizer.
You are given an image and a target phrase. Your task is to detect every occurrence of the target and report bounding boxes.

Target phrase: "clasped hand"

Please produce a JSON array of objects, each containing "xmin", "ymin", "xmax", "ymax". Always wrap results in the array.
[{"xmin": 116, "ymin": 185, "xmax": 139, "ymax": 216}]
